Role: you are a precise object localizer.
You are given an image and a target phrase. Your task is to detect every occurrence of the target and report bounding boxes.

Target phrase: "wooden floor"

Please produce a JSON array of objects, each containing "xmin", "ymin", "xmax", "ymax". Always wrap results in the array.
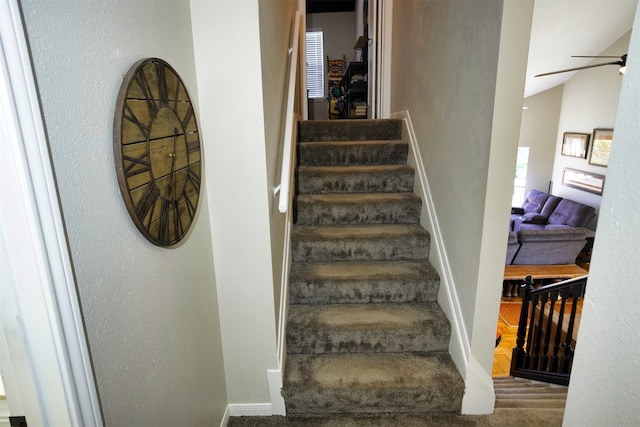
[
  {"xmin": 494, "ymin": 263, "xmax": 589, "ymax": 377},
  {"xmin": 493, "ymin": 299, "xmax": 519, "ymax": 377}
]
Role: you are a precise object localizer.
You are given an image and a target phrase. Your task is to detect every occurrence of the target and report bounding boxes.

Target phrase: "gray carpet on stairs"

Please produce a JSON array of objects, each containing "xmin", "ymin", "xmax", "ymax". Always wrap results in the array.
[
  {"xmin": 230, "ymin": 378, "xmax": 566, "ymax": 426},
  {"xmin": 282, "ymin": 119, "xmax": 464, "ymax": 417}
]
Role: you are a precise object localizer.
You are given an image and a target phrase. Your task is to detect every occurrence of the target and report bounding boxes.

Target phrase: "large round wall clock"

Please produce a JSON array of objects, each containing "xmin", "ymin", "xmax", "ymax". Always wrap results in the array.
[{"xmin": 113, "ymin": 58, "xmax": 202, "ymax": 247}]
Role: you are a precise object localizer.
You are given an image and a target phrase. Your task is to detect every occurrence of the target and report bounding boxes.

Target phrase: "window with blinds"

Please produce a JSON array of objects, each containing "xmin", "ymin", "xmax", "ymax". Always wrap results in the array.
[{"xmin": 305, "ymin": 30, "xmax": 324, "ymax": 99}]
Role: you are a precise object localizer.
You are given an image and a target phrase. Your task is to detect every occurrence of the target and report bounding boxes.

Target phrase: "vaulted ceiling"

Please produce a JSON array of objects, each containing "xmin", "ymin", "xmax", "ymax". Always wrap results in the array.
[
  {"xmin": 525, "ymin": 0, "xmax": 638, "ymax": 98},
  {"xmin": 306, "ymin": 1, "xmax": 638, "ymax": 98}
]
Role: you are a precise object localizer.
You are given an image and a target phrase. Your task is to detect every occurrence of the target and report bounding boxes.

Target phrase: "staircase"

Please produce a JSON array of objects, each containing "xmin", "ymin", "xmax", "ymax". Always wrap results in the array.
[
  {"xmin": 494, "ymin": 376, "xmax": 567, "ymax": 413},
  {"xmin": 281, "ymin": 119, "xmax": 464, "ymax": 416}
]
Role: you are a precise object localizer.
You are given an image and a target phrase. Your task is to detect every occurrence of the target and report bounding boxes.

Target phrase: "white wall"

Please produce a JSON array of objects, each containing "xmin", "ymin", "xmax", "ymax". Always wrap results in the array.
[
  {"xmin": 563, "ymin": 10, "xmax": 640, "ymax": 424},
  {"xmin": 190, "ymin": 0, "xmax": 279, "ymax": 405},
  {"xmin": 306, "ymin": 11, "xmax": 357, "ymax": 120},
  {"xmin": 258, "ymin": 0, "xmax": 299, "ymax": 340},
  {"xmin": 551, "ymin": 32, "xmax": 630, "ymax": 223},
  {"xmin": 20, "ymin": 0, "xmax": 228, "ymax": 425},
  {"xmin": 520, "ymin": 86, "xmax": 563, "ymax": 196}
]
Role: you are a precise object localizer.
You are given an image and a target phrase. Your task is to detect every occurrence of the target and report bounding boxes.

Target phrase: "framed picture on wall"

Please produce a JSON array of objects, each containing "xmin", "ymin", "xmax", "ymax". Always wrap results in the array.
[
  {"xmin": 588, "ymin": 128, "xmax": 614, "ymax": 167},
  {"xmin": 562, "ymin": 168, "xmax": 605, "ymax": 195},
  {"xmin": 561, "ymin": 132, "xmax": 590, "ymax": 158}
]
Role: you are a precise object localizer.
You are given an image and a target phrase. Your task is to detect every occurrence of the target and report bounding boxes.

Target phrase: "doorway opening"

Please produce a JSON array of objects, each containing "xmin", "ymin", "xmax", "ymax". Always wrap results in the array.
[{"xmin": 305, "ymin": 0, "xmax": 378, "ymax": 120}]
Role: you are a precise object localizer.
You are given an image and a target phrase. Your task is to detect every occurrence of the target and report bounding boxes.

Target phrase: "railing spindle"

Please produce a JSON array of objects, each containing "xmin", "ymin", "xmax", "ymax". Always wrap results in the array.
[{"xmin": 510, "ymin": 274, "xmax": 587, "ymax": 386}]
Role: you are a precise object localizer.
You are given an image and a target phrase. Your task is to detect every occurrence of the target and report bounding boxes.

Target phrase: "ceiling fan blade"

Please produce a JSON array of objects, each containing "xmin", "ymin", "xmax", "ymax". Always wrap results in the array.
[
  {"xmin": 535, "ymin": 60, "xmax": 623, "ymax": 77},
  {"xmin": 571, "ymin": 55, "xmax": 622, "ymax": 59}
]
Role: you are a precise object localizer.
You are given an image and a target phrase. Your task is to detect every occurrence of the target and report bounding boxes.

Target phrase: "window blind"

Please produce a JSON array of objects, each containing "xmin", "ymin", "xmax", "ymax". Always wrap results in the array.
[{"xmin": 305, "ymin": 31, "xmax": 324, "ymax": 99}]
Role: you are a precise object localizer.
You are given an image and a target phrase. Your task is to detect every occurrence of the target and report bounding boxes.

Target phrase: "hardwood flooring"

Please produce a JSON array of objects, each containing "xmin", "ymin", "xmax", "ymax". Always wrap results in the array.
[{"xmin": 493, "ymin": 298, "xmax": 519, "ymax": 377}]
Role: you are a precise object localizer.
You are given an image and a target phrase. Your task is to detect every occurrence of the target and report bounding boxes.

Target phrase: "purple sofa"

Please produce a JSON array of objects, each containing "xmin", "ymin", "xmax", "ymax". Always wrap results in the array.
[
  {"xmin": 511, "ymin": 190, "xmax": 595, "ymax": 232},
  {"xmin": 506, "ymin": 228, "xmax": 589, "ymax": 265}
]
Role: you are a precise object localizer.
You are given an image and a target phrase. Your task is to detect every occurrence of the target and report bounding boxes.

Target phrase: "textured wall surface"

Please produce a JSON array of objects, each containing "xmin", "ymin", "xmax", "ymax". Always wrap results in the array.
[
  {"xmin": 258, "ymin": 0, "xmax": 299, "ymax": 351},
  {"xmin": 564, "ymin": 8, "xmax": 640, "ymax": 424},
  {"xmin": 390, "ymin": 0, "xmax": 503, "ymax": 336},
  {"xmin": 21, "ymin": 1, "xmax": 227, "ymax": 424}
]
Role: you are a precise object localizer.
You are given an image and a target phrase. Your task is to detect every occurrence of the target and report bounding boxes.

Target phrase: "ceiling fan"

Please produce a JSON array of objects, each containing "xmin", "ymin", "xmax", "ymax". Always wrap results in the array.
[{"xmin": 535, "ymin": 54, "xmax": 627, "ymax": 77}]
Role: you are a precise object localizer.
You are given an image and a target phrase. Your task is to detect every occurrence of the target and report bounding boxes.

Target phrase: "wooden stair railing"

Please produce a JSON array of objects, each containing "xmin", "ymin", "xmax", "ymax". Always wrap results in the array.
[{"xmin": 510, "ymin": 274, "xmax": 588, "ymax": 386}]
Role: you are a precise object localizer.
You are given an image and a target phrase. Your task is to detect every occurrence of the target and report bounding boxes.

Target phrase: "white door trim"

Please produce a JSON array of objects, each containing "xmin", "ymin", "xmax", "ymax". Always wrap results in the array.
[
  {"xmin": 376, "ymin": 0, "xmax": 393, "ymax": 118},
  {"xmin": 0, "ymin": 1, "xmax": 102, "ymax": 425}
]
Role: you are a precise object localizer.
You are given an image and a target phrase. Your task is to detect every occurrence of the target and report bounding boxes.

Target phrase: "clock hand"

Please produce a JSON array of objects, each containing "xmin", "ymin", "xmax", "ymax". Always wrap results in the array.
[{"xmin": 169, "ymin": 128, "xmax": 178, "ymax": 200}]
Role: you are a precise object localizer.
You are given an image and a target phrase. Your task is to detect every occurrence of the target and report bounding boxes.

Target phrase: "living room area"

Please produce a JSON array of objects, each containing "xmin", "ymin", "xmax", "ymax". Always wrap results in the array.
[{"xmin": 493, "ymin": 16, "xmax": 632, "ymax": 379}]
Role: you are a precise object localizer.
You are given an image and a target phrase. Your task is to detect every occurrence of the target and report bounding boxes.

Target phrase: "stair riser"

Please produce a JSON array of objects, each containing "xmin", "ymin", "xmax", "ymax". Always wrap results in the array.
[
  {"xmin": 298, "ymin": 142, "xmax": 408, "ymax": 166},
  {"xmin": 291, "ymin": 234, "xmax": 430, "ymax": 262},
  {"xmin": 495, "ymin": 400, "xmax": 567, "ymax": 409},
  {"xmin": 294, "ymin": 198, "xmax": 421, "ymax": 225},
  {"xmin": 288, "ymin": 280, "xmax": 439, "ymax": 304},
  {"xmin": 286, "ymin": 323, "xmax": 451, "ymax": 354},
  {"xmin": 283, "ymin": 390, "xmax": 462, "ymax": 415},
  {"xmin": 298, "ymin": 119, "xmax": 403, "ymax": 142},
  {"xmin": 297, "ymin": 168, "xmax": 415, "ymax": 194}
]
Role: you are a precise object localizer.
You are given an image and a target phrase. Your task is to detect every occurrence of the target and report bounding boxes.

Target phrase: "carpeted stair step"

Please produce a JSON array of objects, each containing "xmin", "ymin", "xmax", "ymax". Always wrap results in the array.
[
  {"xmin": 298, "ymin": 119, "xmax": 403, "ymax": 142},
  {"xmin": 288, "ymin": 260, "xmax": 440, "ymax": 304},
  {"xmin": 291, "ymin": 224, "xmax": 430, "ymax": 262},
  {"xmin": 495, "ymin": 387, "xmax": 568, "ymax": 396},
  {"xmin": 294, "ymin": 193, "xmax": 422, "ymax": 225},
  {"xmin": 493, "ymin": 377, "xmax": 568, "ymax": 410},
  {"xmin": 286, "ymin": 302, "xmax": 451, "ymax": 354},
  {"xmin": 296, "ymin": 165, "xmax": 415, "ymax": 194},
  {"xmin": 298, "ymin": 140, "xmax": 408, "ymax": 166},
  {"xmin": 495, "ymin": 398, "xmax": 567, "ymax": 409},
  {"xmin": 282, "ymin": 352, "xmax": 464, "ymax": 415}
]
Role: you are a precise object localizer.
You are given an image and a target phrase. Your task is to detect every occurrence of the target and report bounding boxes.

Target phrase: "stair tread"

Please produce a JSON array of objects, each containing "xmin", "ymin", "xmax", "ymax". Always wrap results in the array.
[
  {"xmin": 495, "ymin": 392, "xmax": 567, "ymax": 399},
  {"xmin": 290, "ymin": 260, "xmax": 437, "ymax": 282},
  {"xmin": 297, "ymin": 164, "xmax": 414, "ymax": 173},
  {"xmin": 299, "ymin": 139, "xmax": 405, "ymax": 146},
  {"xmin": 298, "ymin": 119, "xmax": 403, "ymax": 142},
  {"xmin": 287, "ymin": 303, "xmax": 450, "ymax": 354},
  {"xmin": 495, "ymin": 399, "xmax": 567, "ymax": 409},
  {"xmin": 288, "ymin": 261, "xmax": 440, "ymax": 304},
  {"xmin": 296, "ymin": 192, "xmax": 421, "ymax": 202},
  {"xmin": 494, "ymin": 386, "xmax": 568, "ymax": 393},
  {"xmin": 283, "ymin": 352, "xmax": 464, "ymax": 414},
  {"xmin": 284, "ymin": 352, "xmax": 462, "ymax": 391},
  {"xmin": 288, "ymin": 302, "xmax": 448, "ymax": 329}
]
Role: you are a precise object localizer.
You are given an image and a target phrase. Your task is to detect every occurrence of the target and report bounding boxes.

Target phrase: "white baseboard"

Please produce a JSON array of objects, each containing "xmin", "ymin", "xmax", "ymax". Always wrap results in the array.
[
  {"xmin": 219, "ymin": 406, "xmax": 230, "ymax": 427},
  {"xmin": 461, "ymin": 354, "xmax": 496, "ymax": 414},
  {"xmin": 0, "ymin": 399, "xmax": 9, "ymax": 426},
  {"xmin": 228, "ymin": 403, "xmax": 273, "ymax": 417},
  {"xmin": 267, "ymin": 369, "xmax": 286, "ymax": 415}
]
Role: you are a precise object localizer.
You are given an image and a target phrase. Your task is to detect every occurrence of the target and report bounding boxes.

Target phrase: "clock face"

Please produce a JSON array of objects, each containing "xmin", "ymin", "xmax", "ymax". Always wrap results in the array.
[{"xmin": 114, "ymin": 58, "xmax": 202, "ymax": 247}]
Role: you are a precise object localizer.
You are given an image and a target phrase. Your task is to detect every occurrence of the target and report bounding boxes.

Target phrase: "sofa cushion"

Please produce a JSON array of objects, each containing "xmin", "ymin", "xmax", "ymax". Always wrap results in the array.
[
  {"xmin": 521, "ymin": 213, "xmax": 548, "ymax": 224},
  {"xmin": 511, "ymin": 228, "xmax": 587, "ymax": 265},
  {"xmin": 539, "ymin": 195, "xmax": 562, "ymax": 218},
  {"xmin": 511, "ymin": 191, "xmax": 562, "ymax": 232},
  {"xmin": 520, "ymin": 190, "xmax": 551, "ymax": 215},
  {"xmin": 547, "ymin": 199, "xmax": 596, "ymax": 228}
]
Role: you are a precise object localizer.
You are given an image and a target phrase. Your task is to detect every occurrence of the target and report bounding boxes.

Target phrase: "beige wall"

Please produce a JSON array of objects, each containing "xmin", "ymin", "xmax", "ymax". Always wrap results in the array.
[
  {"xmin": 520, "ymin": 86, "xmax": 563, "ymax": 196},
  {"xmin": 21, "ymin": 0, "xmax": 227, "ymax": 424},
  {"xmin": 390, "ymin": 0, "xmax": 503, "ymax": 353},
  {"xmin": 390, "ymin": 0, "xmax": 533, "ymax": 411}
]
